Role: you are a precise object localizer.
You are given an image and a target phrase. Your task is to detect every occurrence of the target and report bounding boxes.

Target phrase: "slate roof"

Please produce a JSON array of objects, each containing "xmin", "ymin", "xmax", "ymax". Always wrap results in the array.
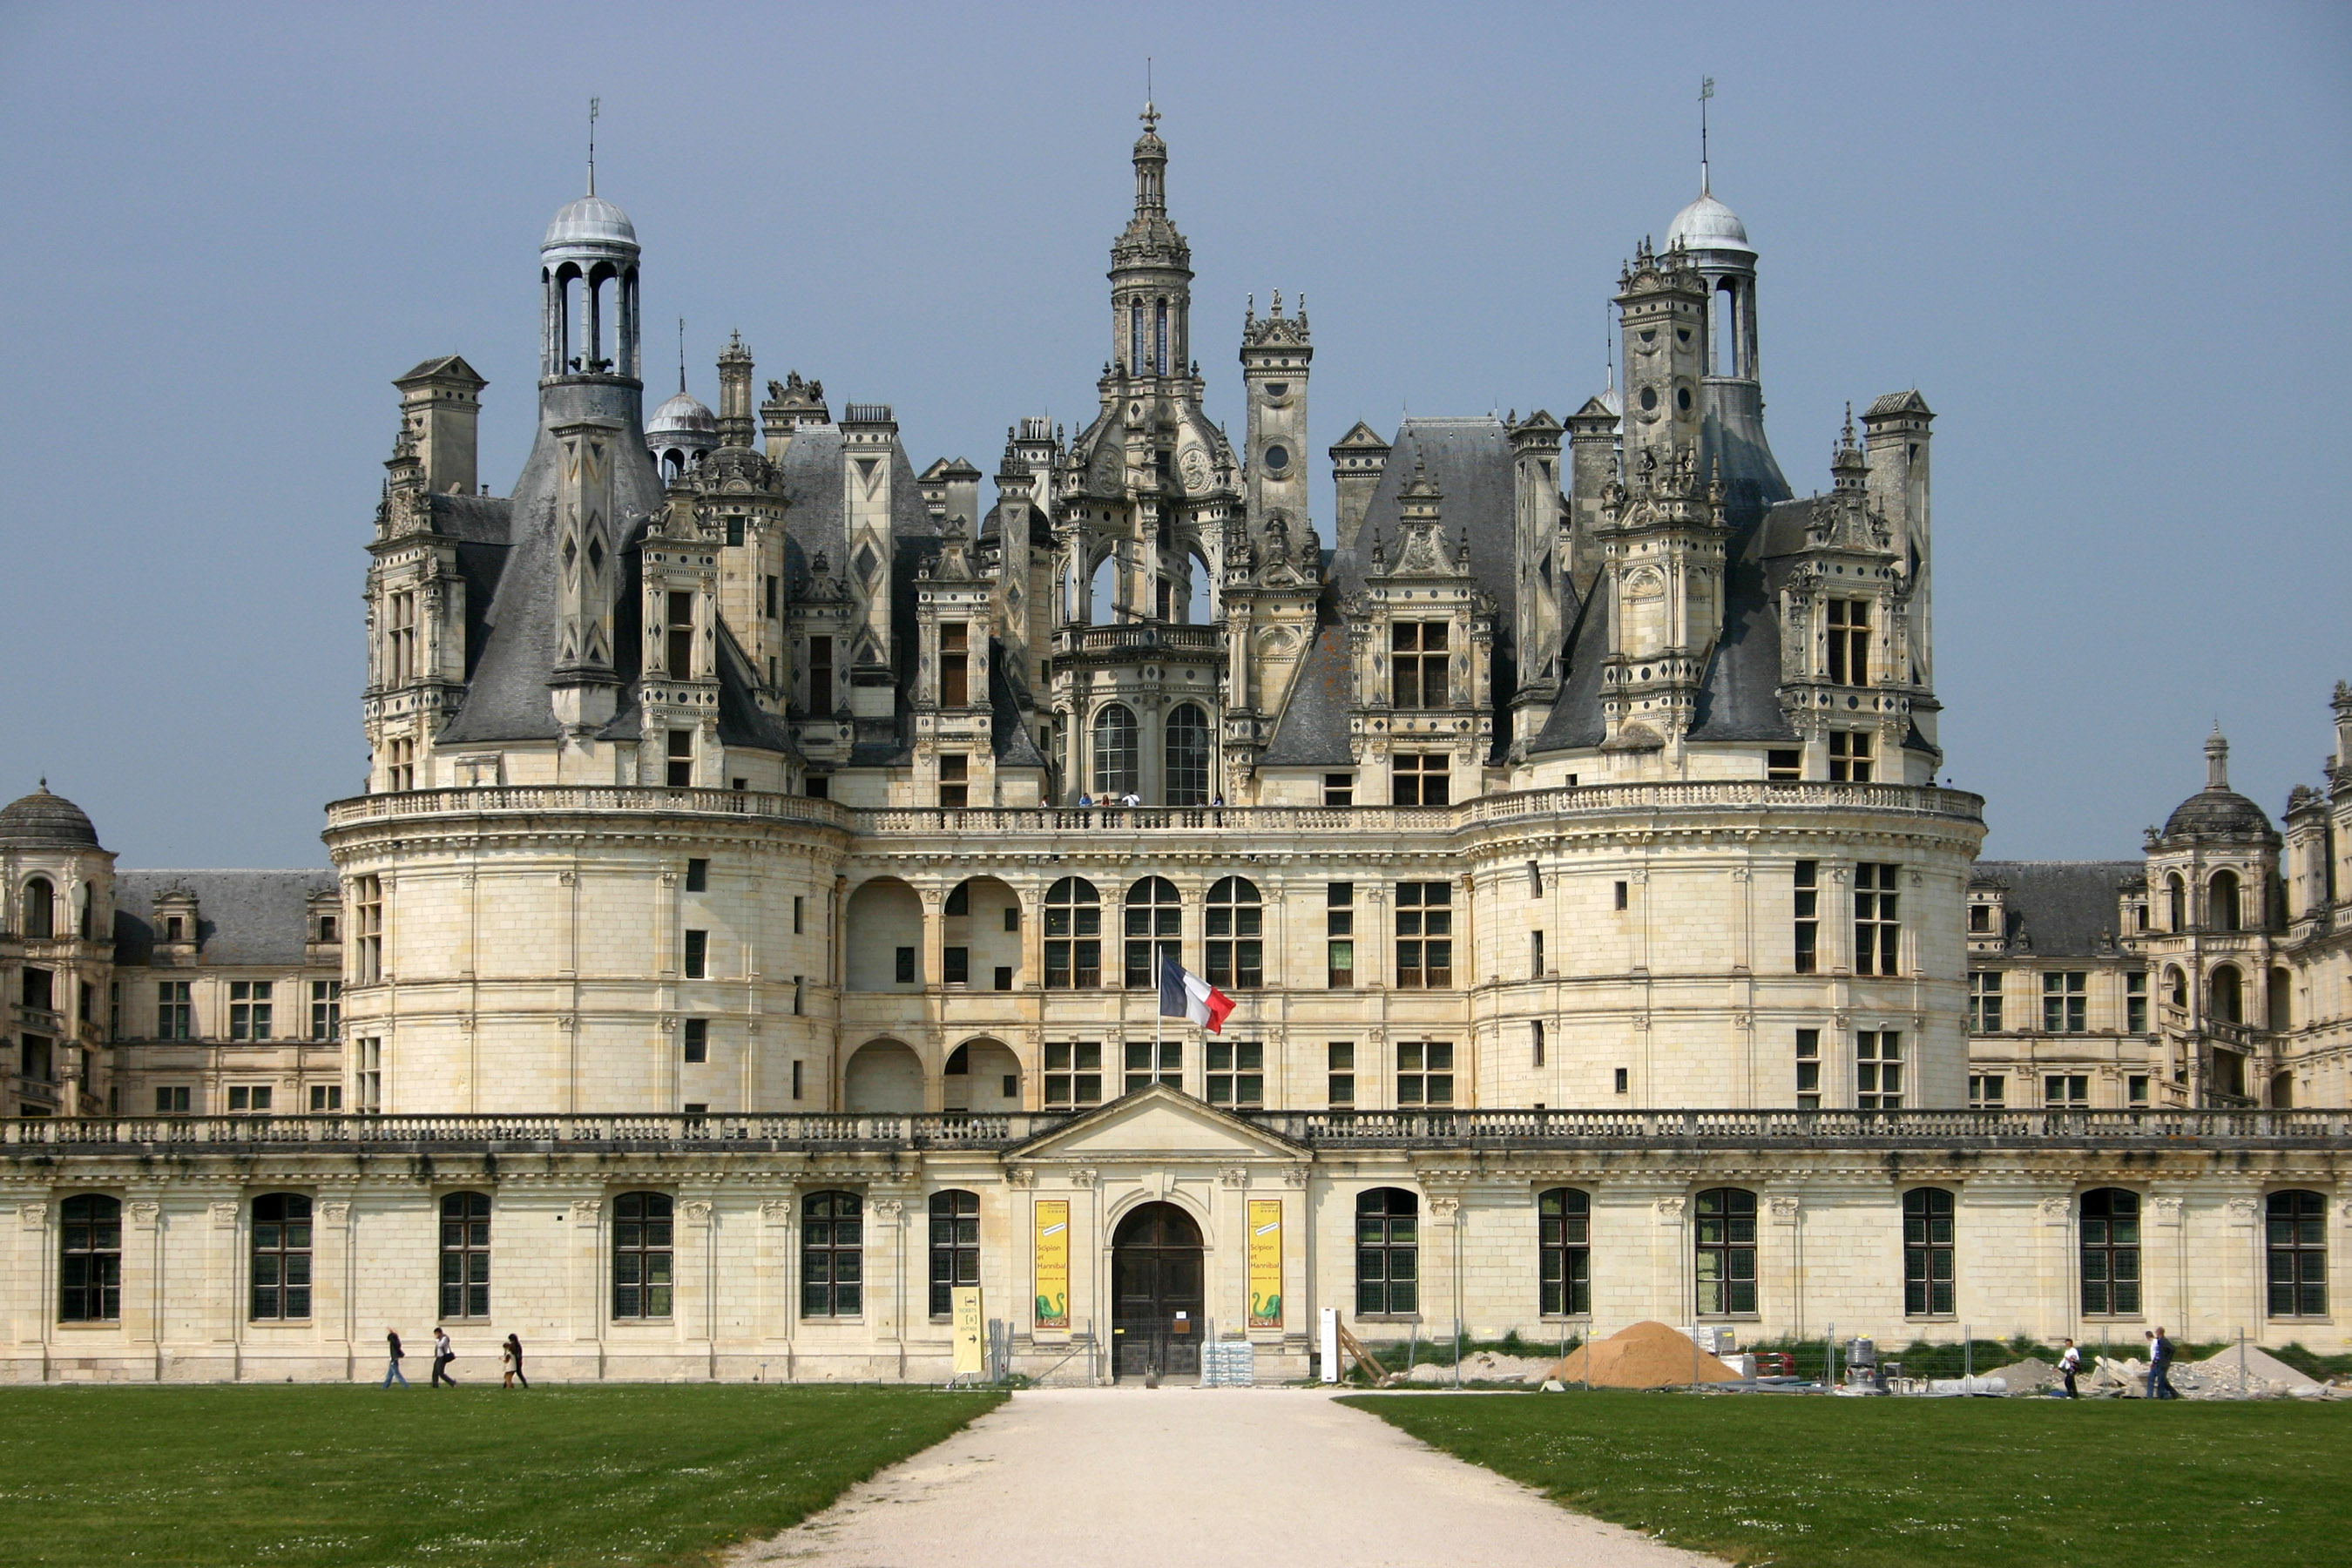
[
  {"xmin": 112, "ymin": 869, "xmax": 337, "ymax": 967},
  {"xmin": 989, "ymin": 643, "xmax": 1048, "ymax": 768},
  {"xmin": 1260, "ymin": 623, "xmax": 1353, "ymax": 767},
  {"xmin": 1971, "ymin": 860, "xmax": 2144, "ymax": 958}
]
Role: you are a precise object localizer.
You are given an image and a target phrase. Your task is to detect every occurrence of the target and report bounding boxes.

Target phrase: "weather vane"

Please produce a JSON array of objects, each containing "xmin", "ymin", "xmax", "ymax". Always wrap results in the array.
[
  {"xmin": 588, "ymin": 97, "xmax": 600, "ymax": 196},
  {"xmin": 1699, "ymin": 77, "xmax": 1714, "ymax": 193},
  {"xmin": 1141, "ymin": 57, "xmax": 1159, "ymax": 132}
]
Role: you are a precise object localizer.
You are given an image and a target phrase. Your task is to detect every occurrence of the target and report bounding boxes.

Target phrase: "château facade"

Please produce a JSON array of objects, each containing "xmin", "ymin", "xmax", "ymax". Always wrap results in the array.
[{"xmin": 3, "ymin": 112, "xmax": 2348, "ymax": 1382}]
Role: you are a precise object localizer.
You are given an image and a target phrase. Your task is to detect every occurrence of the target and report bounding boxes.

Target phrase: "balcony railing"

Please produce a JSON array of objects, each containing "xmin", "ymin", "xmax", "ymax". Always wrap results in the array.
[
  {"xmin": 326, "ymin": 781, "xmax": 1982, "ymax": 840},
  {"xmin": 1051, "ymin": 623, "xmax": 1223, "ymax": 657},
  {"xmin": 3, "ymin": 1105, "xmax": 2343, "ymax": 1154}
]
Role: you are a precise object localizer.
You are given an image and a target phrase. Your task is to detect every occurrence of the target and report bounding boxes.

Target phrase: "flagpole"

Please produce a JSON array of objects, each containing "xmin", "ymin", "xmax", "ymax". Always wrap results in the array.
[{"xmin": 1155, "ymin": 951, "xmax": 1165, "ymax": 1085}]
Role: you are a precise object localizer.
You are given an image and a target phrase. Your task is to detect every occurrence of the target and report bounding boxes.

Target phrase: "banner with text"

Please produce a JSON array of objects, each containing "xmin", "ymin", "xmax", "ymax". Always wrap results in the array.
[
  {"xmin": 1034, "ymin": 1200, "xmax": 1070, "ymax": 1329},
  {"xmin": 1247, "ymin": 1198, "xmax": 1282, "ymax": 1328}
]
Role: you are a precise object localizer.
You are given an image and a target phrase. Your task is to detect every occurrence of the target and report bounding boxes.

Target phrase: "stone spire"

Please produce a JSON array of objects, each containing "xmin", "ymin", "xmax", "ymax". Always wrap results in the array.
[{"xmin": 2206, "ymin": 725, "xmax": 2230, "ymax": 791}]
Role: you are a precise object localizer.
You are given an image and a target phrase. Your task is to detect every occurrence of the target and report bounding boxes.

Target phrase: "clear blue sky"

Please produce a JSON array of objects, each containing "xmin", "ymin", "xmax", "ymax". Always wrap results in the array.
[{"xmin": 3, "ymin": 2, "xmax": 2347, "ymax": 865}]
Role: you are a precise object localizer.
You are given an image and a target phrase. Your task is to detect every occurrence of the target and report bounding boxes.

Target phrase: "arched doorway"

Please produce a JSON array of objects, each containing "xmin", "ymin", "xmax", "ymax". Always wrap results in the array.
[
  {"xmin": 843, "ymin": 1038, "xmax": 924, "ymax": 1113},
  {"xmin": 1112, "ymin": 1201, "xmax": 1204, "ymax": 1380}
]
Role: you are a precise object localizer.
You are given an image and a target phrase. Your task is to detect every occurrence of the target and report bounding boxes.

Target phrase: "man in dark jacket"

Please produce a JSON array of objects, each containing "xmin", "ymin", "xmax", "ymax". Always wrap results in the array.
[
  {"xmin": 2146, "ymin": 1328, "xmax": 2180, "ymax": 1399},
  {"xmin": 382, "ymin": 1328, "xmax": 408, "ymax": 1389}
]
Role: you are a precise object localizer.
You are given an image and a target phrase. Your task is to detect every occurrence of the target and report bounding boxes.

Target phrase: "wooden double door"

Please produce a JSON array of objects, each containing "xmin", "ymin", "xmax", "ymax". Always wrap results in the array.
[{"xmin": 1112, "ymin": 1202, "xmax": 1204, "ymax": 1379}]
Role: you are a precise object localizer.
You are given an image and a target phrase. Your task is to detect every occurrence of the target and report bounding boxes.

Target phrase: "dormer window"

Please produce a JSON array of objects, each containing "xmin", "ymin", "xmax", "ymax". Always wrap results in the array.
[
  {"xmin": 164, "ymin": 916, "xmax": 184, "ymax": 943},
  {"xmin": 1827, "ymin": 599, "xmax": 1870, "ymax": 686},
  {"xmin": 1391, "ymin": 622, "xmax": 1450, "ymax": 709}
]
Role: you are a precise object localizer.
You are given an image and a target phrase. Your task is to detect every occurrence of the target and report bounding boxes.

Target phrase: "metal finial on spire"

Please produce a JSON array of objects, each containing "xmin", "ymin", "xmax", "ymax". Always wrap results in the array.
[
  {"xmin": 1141, "ymin": 57, "xmax": 1159, "ymax": 133},
  {"xmin": 2206, "ymin": 723, "xmax": 2231, "ymax": 790},
  {"xmin": 1699, "ymin": 78, "xmax": 1714, "ymax": 195},
  {"xmin": 677, "ymin": 318, "xmax": 687, "ymax": 395},
  {"xmin": 587, "ymin": 97, "xmax": 600, "ymax": 196}
]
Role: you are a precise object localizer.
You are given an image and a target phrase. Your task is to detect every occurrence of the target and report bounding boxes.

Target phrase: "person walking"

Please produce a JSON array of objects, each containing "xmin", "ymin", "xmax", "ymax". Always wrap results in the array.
[
  {"xmin": 2058, "ymin": 1338, "xmax": 2080, "ymax": 1399},
  {"xmin": 502, "ymin": 1334, "xmax": 529, "ymax": 1389},
  {"xmin": 2146, "ymin": 1328, "xmax": 2179, "ymax": 1400},
  {"xmin": 431, "ymin": 1326, "xmax": 457, "ymax": 1388},
  {"xmin": 382, "ymin": 1328, "xmax": 409, "ymax": 1389}
]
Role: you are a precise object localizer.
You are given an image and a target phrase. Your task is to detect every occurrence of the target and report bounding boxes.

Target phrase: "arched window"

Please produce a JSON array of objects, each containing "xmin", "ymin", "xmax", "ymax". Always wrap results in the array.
[
  {"xmin": 250, "ymin": 1193, "xmax": 313, "ymax": 1321},
  {"xmin": 1903, "ymin": 1187, "xmax": 1956, "ymax": 1317},
  {"xmin": 1205, "ymin": 877, "xmax": 1262, "ymax": 990},
  {"xmin": 439, "ymin": 1192, "xmax": 490, "ymax": 1320},
  {"xmin": 2211, "ymin": 964, "xmax": 2243, "ymax": 1024},
  {"xmin": 1124, "ymin": 876, "xmax": 1180, "ymax": 990},
  {"xmin": 2166, "ymin": 873, "xmax": 2186, "ymax": 931},
  {"xmin": 2079, "ymin": 1188, "xmax": 2140, "ymax": 1317},
  {"xmin": 929, "ymin": 1189, "xmax": 980, "ymax": 1318},
  {"xmin": 1355, "ymin": 1188, "xmax": 1418, "ymax": 1315},
  {"xmin": 2164, "ymin": 964, "xmax": 2188, "ymax": 1010},
  {"xmin": 1092, "ymin": 704, "xmax": 1139, "ymax": 800},
  {"xmin": 1154, "ymin": 299, "xmax": 1169, "ymax": 375},
  {"xmin": 2210, "ymin": 870, "xmax": 2241, "ymax": 932},
  {"xmin": 59, "ymin": 1194, "xmax": 120, "ymax": 1323},
  {"xmin": 1166, "ymin": 705, "xmax": 1211, "ymax": 806},
  {"xmin": 1044, "ymin": 877, "xmax": 1101, "ymax": 989},
  {"xmin": 1129, "ymin": 300, "xmax": 1145, "ymax": 375},
  {"xmin": 22, "ymin": 877, "xmax": 52, "ymax": 939},
  {"xmin": 1538, "ymin": 1188, "xmax": 1590, "ymax": 1316},
  {"xmin": 612, "ymin": 1192, "xmax": 673, "ymax": 1320},
  {"xmin": 2267, "ymin": 1190, "xmax": 2328, "ymax": 1318},
  {"xmin": 802, "ymin": 1191, "xmax": 863, "ymax": 1318},
  {"xmin": 1694, "ymin": 1188, "xmax": 1758, "ymax": 1315}
]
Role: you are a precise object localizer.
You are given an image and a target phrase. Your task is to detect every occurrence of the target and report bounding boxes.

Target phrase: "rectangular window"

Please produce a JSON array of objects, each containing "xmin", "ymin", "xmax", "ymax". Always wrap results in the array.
[
  {"xmin": 1396, "ymin": 1040, "xmax": 1454, "ymax": 1106},
  {"xmin": 940, "ymin": 623, "xmax": 968, "ymax": 706},
  {"xmin": 2043, "ymin": 971, "xmax": 2088, "ymax": 1032},
  {"xmin": 356, "ymin": 1038, "xmax": 382, "ymax": 1112},
  {"xmin": 794, "ymin": 895, "xmax": 805, "ymax": 935},
  {"xmin": 1855, "ymin": 1030, "xmax": 1903, "ymax": 1109},
  {"xmin": 1527, "ymin": 861, "xmax": 1544, "ymax": 896},
  {"xmin": 1531, "ymin": 929, "xmax": 1545, "ymax": 977},
  {"xmin": 310, "ymin": 979, "xmax": 341, "ymax": 1040},
  {"xmin": 1204, "ymin": 1041, "xmax": 1263, "ymax": 1106},
  {"xmin": 763, "ymin": 574, "xmax": 779, "ymax": 619},
  {"xmin": 154, "ymin": 1085, "xmax": 191, "ymax": 1114},
  {"xmin": 665, "ymin": 591, "xmax": 695, "ymax": 679},
  {"xmin": 1795, "ymin": 1028, "xmax": 1821, "ymax": 1110},
  {"xmin": 386, "ymin": 590, "xmax": 418, "ymax": 685},
  {"xmin": 1531, "ymin": 1020, "xmax": 1545, "ymax": 1068},
  {"xmin": 793, "ymin": 976, "xmax": 804, "ymax": 1015},
  {"xmin": 1326, "ymin": 882, "xmax": 1355, "ymax": 988},
  {"xmin": 1968, "ymin": 972, "xmax": 2003, "ymax": 1033},
  {"xmin": 2126, "ymin": 970, "xmax": 2148, "ymax": 1034},
  {"xmin": 686, "ymin": 857, "xmax": 708, "ymax": 892},
  {"xmin": 1391, "ymin": 753, "xmax": 1450, "ymax": 806},
  {"xmin": 1902, "ymin": 1188, "xmax": 1956, "ymax": 1316},
  {"xmin": 1390, "ymin": 621, "xmax": 1450, "ymax": 708},
  {"xmin": 227, "ymin": 1085, "xmax": 274, "ymax": 1112},
  {"xmin": 1794, "ymin": 860, "xmax": 1818, "ymax": 974},
  {"xmin": 2044, "ymin": 1073, "xmax": 2090, "ymax": 1109},
  {"xmin": 1767, "ymin": 747, "xmax": 1801, "ymax": 781},
  {"xmin": 683, "ymin": 929, "xmax": 708, "ymax": 978},
  {"xmin": 2127, "ymin": 1073, "xmax": 2150, "ymax": 1107},
  {"xmin": 1614, "ymin": 1066, "xmax": 1629, "ymax": 1095},
  {"xmin": 894, "ymin": 946, "xmax": 916, "ymax": 984},
  {"xmin": 726, "ymin": 515, "xmax": 745, "ymax": 547},
  {"xmin": 309, "ymin": 1084, "xmax": 341, "ymax": 1112},
  {"xmin": 352, "ymin": 875, "xmax": 384, "ymax": 984},
  {"xmin": 1323, "ymin": 773, "xmax": 1354, "ymax": 807},
  {"xmin": 1044, "ymin": 1042, "xmax": 1103, "ymax": 1108},
  {"xmin": 1854, "ymin": 862, "xmax": 1900, "ymax": 976},
  {"xmin": 1969, "ymin": 902, "xmax": 1992, "ymax": 933},
  {"xmin": 808, "ymin": 636, "xmax": 834, "ymax": 713},
  {"xmin": 1124, "ymin": 1037, "xmax": 1181, "ymax": 1095},
  {"xmin": 944, "ymin": 946, "xmax": 970, "ymax": 985},
  {"xmin": 1613, "ymin": 880, "xmax": 1629, "ymax": 910},
  {"xmin": 157, "ymin": 981, "xmax": 193, "ymax": 1041},
  {"xmin": 1827, "ymin": 598, "xmax": 1871, "ymax": 686},
  {"xmin": 1328, "ymin": 1042, "xmax": 1355, "ymax": 1106},
  {"xmin": 1205, "ymin": 885, "xmax": 1262, "ymax": 990},
  {"xmin": 1968, "ymin": 1074, "xmax": 2005, "ymax": 1109},
  {"xmin": 792, "ymin": 1059, "xmax": 803, "ymax": 1100},
  {"xmin": 666, "ymin": 727, "xmax": 695, "ymax": 788},
  {"xmin": 938, "ymin": 753, "xmax": 969, "ymax": 809},
  {"xmin": 1539, "ymin": 1189, "xmax": 1592, "ymax": 1316},
  {"xmin": 683, "ymin": 1018, "xmax": 707, "ymax": 1063},
  {"xmin": 1828, "ymin": 729, "xmax": 1874, "ymax": 783},
  {"xmin": 229, "ymin": 981, "xmax": 274, "ymax": 1041},
  {"xmin": 1394, "ymin": 882, "xmax": 1453, "ymax": 988}
]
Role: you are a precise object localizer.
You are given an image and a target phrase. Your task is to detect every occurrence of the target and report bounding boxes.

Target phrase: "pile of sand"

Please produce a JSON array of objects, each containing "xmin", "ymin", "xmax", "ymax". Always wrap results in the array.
[{"xmin": 1546, "ymin": 1321, "xmax": 1744, "ymax": 1389}]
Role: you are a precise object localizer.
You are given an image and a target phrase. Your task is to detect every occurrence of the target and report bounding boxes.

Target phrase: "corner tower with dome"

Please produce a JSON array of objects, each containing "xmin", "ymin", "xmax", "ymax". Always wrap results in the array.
[{"xmin": 6, "ymin": 110, "xmax": 2349, "ymax": 1385}]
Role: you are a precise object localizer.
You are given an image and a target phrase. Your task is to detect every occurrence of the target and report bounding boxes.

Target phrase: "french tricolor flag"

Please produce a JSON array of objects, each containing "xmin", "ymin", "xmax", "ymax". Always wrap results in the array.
[{"xmin": 1159, "ymin": 952, "xmax": 1236, "ymax": 1034}]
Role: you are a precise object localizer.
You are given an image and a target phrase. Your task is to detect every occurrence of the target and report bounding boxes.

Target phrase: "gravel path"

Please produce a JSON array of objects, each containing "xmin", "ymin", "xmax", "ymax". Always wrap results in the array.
[{"xmin": 737, "ymin": 1386, "xmax": 1713, "ymax": 1567}]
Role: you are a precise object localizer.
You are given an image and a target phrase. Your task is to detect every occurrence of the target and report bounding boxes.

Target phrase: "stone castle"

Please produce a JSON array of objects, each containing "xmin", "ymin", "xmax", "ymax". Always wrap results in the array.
[{"xmin": 3, "ymin": 109, "xmax": 2346, "ymax": 1381}]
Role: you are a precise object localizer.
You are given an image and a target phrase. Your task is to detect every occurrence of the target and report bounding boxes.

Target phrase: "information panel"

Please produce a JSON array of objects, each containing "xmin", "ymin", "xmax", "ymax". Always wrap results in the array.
[{"xmin": 1034, "ymin": 1200, "xmax": 1070, "ymax": 1329}]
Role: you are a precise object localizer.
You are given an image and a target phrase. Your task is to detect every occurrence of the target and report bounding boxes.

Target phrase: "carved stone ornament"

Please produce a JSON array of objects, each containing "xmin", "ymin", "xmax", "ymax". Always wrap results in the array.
[
  {"xmin": 2224, "ymin": 1196, "xmax": 2258, "ymax": 1223},
  {"xmin": 211, "ymin": 1200, "xmax": 240, "ymax": 1228},
  {"xmin": 1769, "ymin": 1195, "xmax": 1801, "ymax": 1220},
  {"xmin": 869, "ymin": 1197, "xmax": 904, "ymax": 1221},
  {"xmin": 318, "ymin": 1200, "xmax": 351, "ymax": 1224},
  {"xmin": 2037, "ymin": 1196, "xmax": 2071, "ymax": 1222},
  {"xmin": 570, "ymin": 1199, "xmax": 603, "ymax": 1223},
  {"xmin": 19, "ymin": 1203, "xmax": 46, "ymax": 1230},
  {"xmin": 1283, "ymin": 1165, "xmax": 1310, "ymax": 1187},
  {"xmin": 1005, "ymin": 1167, "xmax": 1037, "ymax": 1190},
  {"xmin": 2146, "ymin": 1195, "xmax": 2185, "ymax": 1224},
  {"xmin": 1219, "ymin": 1167, "xmax": 1250, "ymax": 1189},
  {"xmin": 760, "ymin": 1200, "xmax": 794, "ymax": 1225},
  {"xmin": 681, "ymin": 1199, "xmax": 714, "ymax": 1226},
  {"xmin": 1428, "ymin": 1194, "xmax": 1462, "ymax": 1220},
  {"xmin": 128, "ymin": 1200, "xmax": 160, "ymax": 1231},
  {"xmin": 1070, "ymin": 1167, "xmax": 1099, "ymax": 1190},
  {"xmin": 1654, "ymin": 1196, "xmax": 1686, "ymax": 1223}
]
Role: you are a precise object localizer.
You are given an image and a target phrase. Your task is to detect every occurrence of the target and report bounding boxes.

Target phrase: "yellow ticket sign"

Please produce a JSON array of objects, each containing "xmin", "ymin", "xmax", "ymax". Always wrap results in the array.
[
  {"xmin": 951, "ymin": 1285, "xmax": 984, "ymax": 1375},
  {"xmin": 1034, "ymin": 1200, "xmax": 1070, "ymax": 1328},
  {"xmin": 1247, "ymin": 1198, "xmax": 1282, "ymax": 1328}
]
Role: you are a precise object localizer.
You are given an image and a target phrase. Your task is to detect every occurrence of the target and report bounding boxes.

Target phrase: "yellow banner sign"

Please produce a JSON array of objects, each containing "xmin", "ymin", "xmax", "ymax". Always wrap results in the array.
[
  {"xmin": 1248, "ymin": 1198, "xmax": 1282, "ymax": 1328},
  {"xmin": 1034, "ymin": 1200, "xmax": 1070, "ymax": 1329},
  {"xmin": 951, "ymin": 1285, "xmax": 984, "ymax": 1375}
]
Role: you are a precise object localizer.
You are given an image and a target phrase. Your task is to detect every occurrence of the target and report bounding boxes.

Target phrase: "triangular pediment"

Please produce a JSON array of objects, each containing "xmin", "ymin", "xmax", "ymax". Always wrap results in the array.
[{"xmin": 1010, "ymin": 1083, "xmax": 1303, "ymax": 1163}]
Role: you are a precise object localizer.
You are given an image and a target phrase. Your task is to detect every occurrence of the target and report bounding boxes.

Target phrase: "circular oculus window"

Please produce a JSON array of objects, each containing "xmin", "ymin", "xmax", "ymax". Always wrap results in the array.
[{"xmin": 1263, "ymin": 443, "xmax": 1290, "ymax": 471}]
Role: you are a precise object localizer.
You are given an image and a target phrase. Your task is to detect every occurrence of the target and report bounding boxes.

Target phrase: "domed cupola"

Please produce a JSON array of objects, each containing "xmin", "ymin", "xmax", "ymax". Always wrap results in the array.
[
  {"xmin": 539, "ymin": 166, "xmax": 642, "ymax": 382},
  {"xmin": 646, "ymin": 375, "xmax": 719, "ymax": 483},
  {"xmin": 1665, "ymin": 188, "xmax": 1752, "ymax": 256},
  {"xmin": 0, "ymin": 781, "xmax": 101, "ymax": 849},
  {"xmin": 2159, "ymin": 728, "xmax": 2279, "ymax": 843}
]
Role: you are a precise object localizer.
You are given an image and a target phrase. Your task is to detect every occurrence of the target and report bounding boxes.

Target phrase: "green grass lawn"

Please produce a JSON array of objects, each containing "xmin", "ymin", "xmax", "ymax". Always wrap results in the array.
[
  {"xmin": 1347, "ymin": 1389, "xmax": 2352, "ymax": 1568},
  {"xmin": 0, "ymin": 1383, "xmax": 1003, "ymax": 1568}
]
